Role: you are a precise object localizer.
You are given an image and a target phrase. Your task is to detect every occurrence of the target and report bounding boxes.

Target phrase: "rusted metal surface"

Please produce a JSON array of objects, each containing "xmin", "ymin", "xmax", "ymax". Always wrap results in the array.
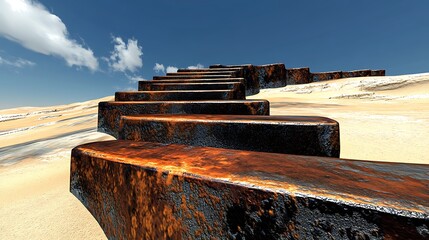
[
  {"xmin": 311, "ymin": 71, "xmax": 343, "ymax": 82},
  {"xmin": 286, "ymin": 67, "xmax": 311, "ymax": 85},
  {"xmin": 115, "ymin": 89, "xmax": 245, "ymax": 101},
  {"xmin": 167, "ymin": 71, "xmax": 239, "ymax": 77},
  {"xmin": 137, "ymin": 82, "xmax": 245, "ymax": 96},
  {"xmin": 71, "ymin": 140, "xmax": 429, "ymax": 239},
  {"xmin": 118, "ymin": 114, "xmax": 340, "ymax": 157},
  {"xmin": 141, "ymin": 78, "xmax": 245, "ymax": 85},
  {"xmin": 153, "ymin": 75, "xmax": 233, "ymax": 80},
  {"xmin": 178, "ymin": 67, "xmax": 243, "ymax": 72},
  {"xmin": 98, "ymin": 100, "xmax": 270, "ymax": 137},
  {"xmin": 255, "ymin": 63, "xmax": 287, "ymax": 88},
  {"xmin": 342, "ymin": 69, "xmax": 372, "ymax": 78},
  {"xmin": 209, "ymin": 64, "xmax": 260, "ymax": 95},
  {"xmin": 371, "ymin": 70, "xmax": 386, "ymax": 76}
]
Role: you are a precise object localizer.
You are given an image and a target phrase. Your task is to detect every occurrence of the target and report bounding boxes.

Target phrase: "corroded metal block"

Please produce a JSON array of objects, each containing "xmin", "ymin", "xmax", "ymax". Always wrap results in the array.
[
  {"xmin": 137, "ymin": 82, "xmax": 245, "ymax": 96},
  {"xmin": 311, "ymin": 71, "xmax": 342, "ymax": 82},
  {"xmin": 115, "ymin": 90, "xmax": 245, "ymax": 101},
  {"xmin": 341, "ymin": 70, "xmax": 372, "ymax": 78},
  {"xmin": 71, "ymin": 140, "xmax": 429, "ymax": 239},
  {"xmin": 118, "ymin": 114, "xmax": 340, "ymax": 157},
  {"xmin": 141, "ymin": 78, "xmax": 245, "ymax": 85},
  {"xmin": 98, "ymin": 100, "xmax": 270, "ymax": 138},
  {"xmin": 209, "ymin": 64, "xmax": 260, "ymax": 95},
  {"xmin": 178, "ymin": 67, "xmax": 243, "ymax": 73},
  {"xmin": 153, "ymin": 75, "xmax": 233, "ymax": 80},
  {"xmin": 371, "ymin": 70, "xmax": 386, "ymax": 76},
  {"xmin": 255, "ymin": 63, "xmax": 287, "ymax": 88},
  {"xmin": 286, "ymin": 67, "xmax": 311, "ymax": 85},
  {"xmin": 167, "ymin": 71, "xmax": 239, "ymax": 77}
]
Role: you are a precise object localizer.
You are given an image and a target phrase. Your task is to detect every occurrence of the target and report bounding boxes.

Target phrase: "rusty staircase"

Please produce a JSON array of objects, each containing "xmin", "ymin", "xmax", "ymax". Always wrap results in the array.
[{"xmin": 71, "ymin": 63, "xmax": 429, "ymax": 239}]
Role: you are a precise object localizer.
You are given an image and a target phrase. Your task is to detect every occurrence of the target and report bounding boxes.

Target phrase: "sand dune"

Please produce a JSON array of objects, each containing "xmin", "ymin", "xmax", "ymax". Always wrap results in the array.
[{"xmin": 1, "ymin": 74, "xmax": 429, "ymax": 239}]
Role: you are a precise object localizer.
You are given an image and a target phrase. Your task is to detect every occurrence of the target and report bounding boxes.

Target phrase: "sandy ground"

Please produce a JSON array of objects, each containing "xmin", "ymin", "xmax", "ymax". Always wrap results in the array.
[{"xmin": 1, "ymin": 74, "xmax": 429, "ymax": 239}]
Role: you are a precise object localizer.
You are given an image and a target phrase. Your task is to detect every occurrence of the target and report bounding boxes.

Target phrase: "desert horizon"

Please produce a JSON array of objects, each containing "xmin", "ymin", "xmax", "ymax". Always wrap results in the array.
[{"xmin": 1, "ymin": 73, "xmax": 429, "ymax": 239}]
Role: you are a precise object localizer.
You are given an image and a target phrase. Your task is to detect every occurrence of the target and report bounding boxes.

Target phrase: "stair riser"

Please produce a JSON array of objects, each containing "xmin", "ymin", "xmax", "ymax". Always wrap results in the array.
[
  {"xmin": 153, "ymin": 75, "xmax": 233, "ymax": 80},
  {"xmin": 167, "ymin": 71, "xmax": 238, "ymax": 76},
  {"xmin": 138, "ymin": 83, "xmax": 244, "ymax": 93},
  {"xmin": 115, "ymin": 90, "xmax": 245, "ymax": 101},
  {"xmin": 118, "ymin": 117, "xmax": 340, "ymax": 157},
  {"xmin": 98, "ymin": 101, "xmax": 270, "ymax": 138}
]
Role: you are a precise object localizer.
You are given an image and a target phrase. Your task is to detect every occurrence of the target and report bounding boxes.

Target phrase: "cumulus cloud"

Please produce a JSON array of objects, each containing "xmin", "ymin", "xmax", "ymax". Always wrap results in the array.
[
  {"xmin": 187, "ymin": 63, "xmax": 204, "ymax": 69},
  {"xmin": 109, "ymin": 37, "xmax": 143, "ymax": 72},
  {"xmin": 0, "ymin": 0, "xmax": 98, "ymax": 70},
  {"xmin": 166, "ymin": 66, "xmax": 178, "ymax": 73},
  {"xmin": 126, "ymin": 74, "xmax": 146, "ymax": 83},
  {"xmin": 153, "ymin": 63, "xmax": 165, "ymax": 74},
  {"xmin": 0, "ymin": 55, "xmax": 35, "ymax": 68}
]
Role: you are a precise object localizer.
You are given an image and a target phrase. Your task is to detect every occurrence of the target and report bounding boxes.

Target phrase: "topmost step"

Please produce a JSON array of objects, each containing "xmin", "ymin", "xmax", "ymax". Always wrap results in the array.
[
  {"xmin": 177, "ymin": 67, "xmax": 243, "ymax": 72},
  {"xmin": 166, "ymin": 71, "xmax": 238, "ymax": 76}
]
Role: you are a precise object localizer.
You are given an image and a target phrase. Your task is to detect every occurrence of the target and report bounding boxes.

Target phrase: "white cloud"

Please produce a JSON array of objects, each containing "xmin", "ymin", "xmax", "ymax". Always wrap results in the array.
[
  {"xmin": 187, "ymin": 63, "xmax": 204, "ymax": 69},
  {"xmin": 0, "ymin": 0, "xmax": 98, "ymax": 71},
  {"xmin": 125, "ymin": 74, "xmax": 146, "ymax": 83},
  {"xmin": 166, "ymin": 66, "xmax": 178, "ymax": 73},
  {"xmin": 109, "ymin": 37, "xmax": 143, "ymax": 72},
  {"xmin": 153, "ymin": 63, "xmax": 165, "ymax": 74},
  {"xmin": 0, "ymin": 55, "xmax": 35, "ymax": 68}
]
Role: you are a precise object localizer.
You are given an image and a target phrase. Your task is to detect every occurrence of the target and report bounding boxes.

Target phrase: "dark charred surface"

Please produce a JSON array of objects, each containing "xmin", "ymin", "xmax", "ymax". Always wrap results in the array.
[
  {"xmin": 286, "ymin": 67, "xmax": 311, "ymax": 85},
  {"xmin": 153, "ymin": 75, "xmax": 233, "ymax": 80},
  {"xmin": 255, "ymin": 64, "xmax": 287, "ymax": 88},
  {"xmin": 137, "ymin": 82, "xmax": 245, "ymax": 95},
  {"xmin": 98, "ymin": 100, "xmax": 270, "ymax": 137},
  {"xmin": 311, "ymin": 71, "xmax": 343, "ymax": 82},
  {"xmin": 115, "ymin": 89, "xmax": 245, "ymax": 101},
  {"xmin": 118, "ymin": 114, "xmax": 340, "ymax": 157},
  {"xmin": 342, "ymin": 70, "xmax": 372, "ymax": 78},
  {"xmin": 71, "ymin": 140, "xmax": 429, "ymax": 239}
]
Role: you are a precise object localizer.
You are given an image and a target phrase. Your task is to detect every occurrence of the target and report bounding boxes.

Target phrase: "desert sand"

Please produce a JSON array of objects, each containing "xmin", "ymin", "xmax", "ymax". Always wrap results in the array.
[{"xmin": 1, "ymin": 74, "xmax": 428, "ymax": 239}]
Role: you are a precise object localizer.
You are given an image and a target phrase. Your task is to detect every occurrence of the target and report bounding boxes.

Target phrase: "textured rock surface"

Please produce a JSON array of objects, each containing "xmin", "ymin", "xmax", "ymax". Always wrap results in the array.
[
  {"xmin": 98, "ymin": 100, "xmax": 270, "ymax": 137},
  {"xmin": 118, "ymin": 114, "xmax": 340, "ymax": 157},
  {"xmin": 115, "ymin": 90, "xmax": 245, "ymax": 101},
  {"xmin": 286, "ymin": 67, "xmax": 311, "ymax": 85},
  {"xmin": 71, "ymin": 140, "xmax": 429, "ymax": 240}
]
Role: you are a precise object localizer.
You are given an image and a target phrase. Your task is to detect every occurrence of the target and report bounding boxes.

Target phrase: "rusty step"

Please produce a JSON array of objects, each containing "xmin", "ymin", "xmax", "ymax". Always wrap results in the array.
[
  {"xmin": 71, "ymin": 140, "xmax": 429, "ymax": 240},
  {"xmin": 177, "ymin": 67, "xmax": 243, "ymax": 72},
  {"xmin": 98, "ymin": 100, "xmax": 270, "ymax": 138},
  {"xmin": 118, "ymin": 114, "xmax": 340, "ymax": 157},
  {"xmin": 141, "ymin": 78, "xmax": 245, "ymax": 85},
  {"xmin": 153, "ymin": 75, "xmax": 233, "ymax": 80},
  {"xmin": 115, "ymin": 89, "xmax": 245, "ymax": 102},
  {"xmin": 166, "ymin": 71, "xmax": 238, "ymax": 76},
  {"xmin": 138, "ymin": 82, "xmax": 244, "ymax": 93}
]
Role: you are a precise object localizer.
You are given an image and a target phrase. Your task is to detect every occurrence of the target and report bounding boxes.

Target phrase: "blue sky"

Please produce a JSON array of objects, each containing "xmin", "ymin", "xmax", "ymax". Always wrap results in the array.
[{"xmin": 0, "ymin": 0, "xmax": 428, "ymax": 109}]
